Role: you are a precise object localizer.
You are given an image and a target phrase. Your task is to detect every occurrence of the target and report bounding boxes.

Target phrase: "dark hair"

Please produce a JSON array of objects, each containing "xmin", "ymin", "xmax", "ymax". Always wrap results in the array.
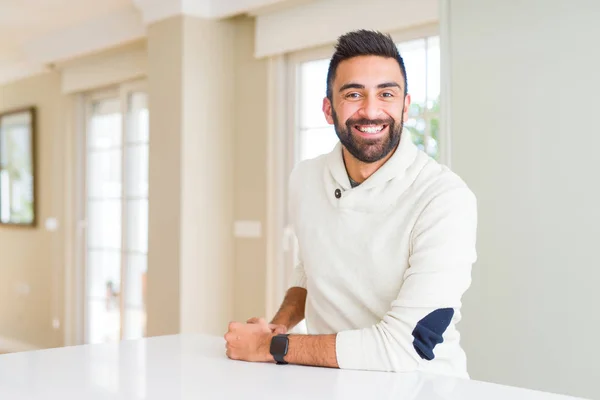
[{"xmin": 326, "ymin": 30, "xmax": 408, "ymax": 100}]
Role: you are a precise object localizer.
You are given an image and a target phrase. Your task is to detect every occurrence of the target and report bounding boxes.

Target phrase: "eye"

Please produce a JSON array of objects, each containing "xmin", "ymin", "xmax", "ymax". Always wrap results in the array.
[
  {"xmin": 345, "ymin": 92, "xmax": 361, "ymax": 99},
  {"xmin": 381, "ymin": 92, "xmax": 394, "ymax": 98}
]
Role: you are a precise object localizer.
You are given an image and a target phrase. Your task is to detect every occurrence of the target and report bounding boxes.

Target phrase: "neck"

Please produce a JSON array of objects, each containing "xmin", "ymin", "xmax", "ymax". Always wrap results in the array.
[{"xmin": 342, "ymin": 145, "xmax": 398, "ymax": 184}]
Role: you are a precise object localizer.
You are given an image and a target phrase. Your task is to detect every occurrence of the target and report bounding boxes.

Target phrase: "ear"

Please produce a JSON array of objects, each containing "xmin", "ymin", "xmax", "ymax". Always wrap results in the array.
[
  {"xmin": 403, "ymin": 94, "xmax": 411, "ymax": 122},
  {"xmin": 322, "ymin": 97, "xmax": 334, "ymax": 125}
]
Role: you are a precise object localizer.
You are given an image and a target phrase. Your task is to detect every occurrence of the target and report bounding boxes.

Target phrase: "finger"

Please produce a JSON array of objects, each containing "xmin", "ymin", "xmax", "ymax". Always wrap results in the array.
[
  {"xmin": 273, "ymin": 326, "xmax": 287, "ymax": 335},
  {"xmin": 228, "ymin": 321, "xmax": 242, "ymax": 331},
  {"xmin": 257, "ymin": 318, "xmax": 270, "ymax": 329},
  {"xmin": 246, "ymin": 317, "xmax": 259, "ymax": 324},
  {"xmin": 225, "ymin": 333, "xmax": 241, "ymax": 342},
  {"xmin": 268, "ymin": 323, "xmax": 286, "ymax": 333}
]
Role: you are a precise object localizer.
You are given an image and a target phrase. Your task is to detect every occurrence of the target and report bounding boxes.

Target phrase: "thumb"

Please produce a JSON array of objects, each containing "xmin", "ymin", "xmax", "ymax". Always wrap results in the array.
[
  {"xmin": 246, "ymin": 317, "xmax": 259, "ymax": 324},
  {"xmin": 270, "ymin": 325, "xmax": 287, "ymax": 335}
]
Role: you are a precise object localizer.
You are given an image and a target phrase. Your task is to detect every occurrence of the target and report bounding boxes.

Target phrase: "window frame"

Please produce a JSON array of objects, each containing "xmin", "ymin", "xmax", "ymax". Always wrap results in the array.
[
  {"xmin": 73, "ymin": 80, "xmax": 149, "ymax": 345},
  {"xmin": 265, "ymin": 23, "xmax": 446, "ymax": 319}
]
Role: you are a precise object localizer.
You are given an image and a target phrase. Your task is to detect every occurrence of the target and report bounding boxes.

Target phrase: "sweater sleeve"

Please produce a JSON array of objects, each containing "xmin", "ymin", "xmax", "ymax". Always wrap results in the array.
[{"xmin": 335, "ymin": 187, "xmax": 477, "ymax": 372}]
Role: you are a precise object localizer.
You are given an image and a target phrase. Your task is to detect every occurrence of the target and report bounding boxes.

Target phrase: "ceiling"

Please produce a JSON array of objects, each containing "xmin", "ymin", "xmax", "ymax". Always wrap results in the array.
[
  {"xmin": 0, "ymin": 0, "xmax": 131, "ymax": 61},
  {"xmin": 0, "ymin": 0, "xmax": 302, "ymax": 85}
]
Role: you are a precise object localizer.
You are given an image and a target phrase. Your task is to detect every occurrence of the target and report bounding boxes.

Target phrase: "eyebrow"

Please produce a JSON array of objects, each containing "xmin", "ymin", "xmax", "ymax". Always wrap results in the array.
[{"xmin": 339, "ymin": 82, "xmax": 402, "ymax": 92}]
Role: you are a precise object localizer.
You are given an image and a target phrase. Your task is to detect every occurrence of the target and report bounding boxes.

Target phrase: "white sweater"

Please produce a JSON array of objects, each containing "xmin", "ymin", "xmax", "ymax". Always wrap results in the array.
[{"xmin": 288, "ymin": 132, "xmax": 477, "ymax": 378}]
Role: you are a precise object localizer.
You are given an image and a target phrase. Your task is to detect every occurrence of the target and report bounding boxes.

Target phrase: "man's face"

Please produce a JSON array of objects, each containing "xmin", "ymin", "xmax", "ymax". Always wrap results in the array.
[{"xmin": 323, "ymin": 55, "xmax": 410, "ymax": 163}]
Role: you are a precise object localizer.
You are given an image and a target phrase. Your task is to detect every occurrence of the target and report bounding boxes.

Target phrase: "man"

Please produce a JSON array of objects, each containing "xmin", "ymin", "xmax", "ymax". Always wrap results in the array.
[{"xmin": 225, "ymin": 30, "xmax": 477, "ymax": 378}]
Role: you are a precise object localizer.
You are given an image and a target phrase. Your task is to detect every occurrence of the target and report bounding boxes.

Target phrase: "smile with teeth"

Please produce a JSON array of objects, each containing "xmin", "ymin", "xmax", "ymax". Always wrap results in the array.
[{"xmin": 356, "ymin": 125, "xmax": 386, "ymax": 134}]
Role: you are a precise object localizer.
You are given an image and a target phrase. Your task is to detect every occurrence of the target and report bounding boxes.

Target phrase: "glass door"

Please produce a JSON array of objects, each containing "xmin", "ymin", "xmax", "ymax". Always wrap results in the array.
[{"xmin": 82, "ymin": 82, "xmax": 149, "ymax": 344}]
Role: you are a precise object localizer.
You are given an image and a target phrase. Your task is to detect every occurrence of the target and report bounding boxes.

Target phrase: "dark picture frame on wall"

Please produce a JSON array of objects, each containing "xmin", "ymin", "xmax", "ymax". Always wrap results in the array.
[{"xmin": 0, "ymin": 107, "xmax": 37, "ymax": 227}]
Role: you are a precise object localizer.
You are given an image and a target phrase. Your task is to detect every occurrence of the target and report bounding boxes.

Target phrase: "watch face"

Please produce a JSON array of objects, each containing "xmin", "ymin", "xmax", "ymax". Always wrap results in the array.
[{"xmin": 270, "ymin": 335, "xmax": 289, "ymax": 356}]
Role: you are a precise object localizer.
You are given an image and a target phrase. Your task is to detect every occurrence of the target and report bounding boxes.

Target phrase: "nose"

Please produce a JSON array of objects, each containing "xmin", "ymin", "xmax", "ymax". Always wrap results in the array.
[{"xmin": 358, "ymin": 95, "xmax": 382, "ymax": 120}]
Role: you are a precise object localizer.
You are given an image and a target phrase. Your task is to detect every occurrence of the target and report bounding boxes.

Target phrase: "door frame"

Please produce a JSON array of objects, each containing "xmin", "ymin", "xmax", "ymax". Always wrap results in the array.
[{"xmin": 66, "ymin": 80, "xmax": 147, "ymax": 345}]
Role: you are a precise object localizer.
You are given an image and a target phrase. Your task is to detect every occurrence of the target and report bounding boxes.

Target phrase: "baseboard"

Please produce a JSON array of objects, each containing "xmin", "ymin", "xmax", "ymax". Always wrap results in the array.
[{"xmin": 0, "ymin": 335, "xmax": 41, "ymax": 353}]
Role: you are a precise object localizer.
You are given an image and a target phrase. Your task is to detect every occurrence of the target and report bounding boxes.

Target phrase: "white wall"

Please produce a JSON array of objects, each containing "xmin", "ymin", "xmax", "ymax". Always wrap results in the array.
[
  {"xmin": 255, "ymin": 0, "xmax": 437, "ymax": 57},
  {"xmin": 146, "ymin": 15, "xmax": 235, "ymax": 337},
  {"xmin": 232, "ymin": 16, "xmax": 269, "ymax": 322},
  {"xmin": 59, "ymin": 41, "xmax": 147, "ymax": 94},
  {"xmin": 0, "ymin": 72, "xmax": 67, "ymax": 350},
  {"xmin": 446, "ymin": 1, "xmax": 600, "ymax": 399}
]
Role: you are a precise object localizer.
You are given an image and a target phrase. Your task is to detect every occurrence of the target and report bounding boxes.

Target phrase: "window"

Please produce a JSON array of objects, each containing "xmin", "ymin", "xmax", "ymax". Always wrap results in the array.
[
  {"xmin": 399, "ymin": 36, "xmax": 440, "ymax": 159},
  {"xmin": 82, "ymin": 83, "xmax": 149, "ymax": 344},
  {"xmin": 296, "ymin": 59, "xmax": 338, "ymax": 161},
  {"xmin": 273, "ymin": 33, "xmax": 442, "ymax": 326},
  {"xmin": 293, "ymin": 35, "xmax": 441, "ymax": 164}
]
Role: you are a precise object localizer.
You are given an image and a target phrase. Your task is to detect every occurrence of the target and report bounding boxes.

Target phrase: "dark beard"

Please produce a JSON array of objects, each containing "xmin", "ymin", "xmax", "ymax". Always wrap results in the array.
[{"xmin": 332, "ymin": 107, "xmax": 403, "ymax": 163}]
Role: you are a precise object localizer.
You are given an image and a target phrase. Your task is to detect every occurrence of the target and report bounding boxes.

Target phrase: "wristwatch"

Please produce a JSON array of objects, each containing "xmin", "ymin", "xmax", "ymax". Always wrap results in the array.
[{"xmin": 269, "ymin": 334, "xmax": 289, "ymax": 364}]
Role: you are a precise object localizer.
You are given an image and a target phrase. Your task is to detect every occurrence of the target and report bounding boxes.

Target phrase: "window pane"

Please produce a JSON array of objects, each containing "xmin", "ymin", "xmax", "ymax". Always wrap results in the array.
[
  {"xmin": 89, "ymin": 99, "xmax": 122, "ymax": 149},
  {"xmin": 124, "ymin": 307, "xmax": 146, "ymax": 341},
  {"xmin": 87, "ymin": 199, "xmax": 122, "ymax": 249},
  {"xmin": 85, "ymin": 90, "xmax": 150, "ymax": 345},
  {"xmin": 124, "ymin": 253, "xmax": 147, "ymax": 340},
  {"xmin": 87, "ymin": 299, "xmax": 120, "ymax": 344},
  {"xmin": 88, "ymin": 149, "xmax": 121, "ymax": 198},
  {"xmin": 125, "ymin": 144, "xmax": 148, "ymax": 198},
  {"xmin": 397, "ymin": 39, "xmax": 427, "ymax": 106},
  {"xmin": 87, "ymin": 250, "xmax": 121, "ymax": 299},
  {"xmin": 126, "ymin": 199, "xmax": 148, "ymax": 253},
  {"xmin": 125, "ymin": 254, "xmax": 147, "ymax": 308},
  {"xmin": 127, "ymin": 92, "xmax": 149, "ymax": 143},
  {"xmin": 299, "ymin": 59, "xmax": 330, "ymax": 129},
  {"xmin": 299, "ymin": 126, "xmax": 338, "ymax": 161},
  {"xmin": 428, "ymin": 116, "xmax": 440, "ymax": 158},
  {"xmin": 406, "ymin": 117, "xmax": 426, "ymax": 152},
  {"xmin": 427, "ymin": 36, "xmax": 441, "ymax": 107},
  {"xmin": 406, "ymin": 118, "xmax": 439, "ymax": 159}
]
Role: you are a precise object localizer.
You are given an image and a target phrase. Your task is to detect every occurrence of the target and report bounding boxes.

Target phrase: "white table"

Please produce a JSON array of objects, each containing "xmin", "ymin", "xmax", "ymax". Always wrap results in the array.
[{"xmin": 0, "ymin": 334, "xmax": 585, "ymax": 399}]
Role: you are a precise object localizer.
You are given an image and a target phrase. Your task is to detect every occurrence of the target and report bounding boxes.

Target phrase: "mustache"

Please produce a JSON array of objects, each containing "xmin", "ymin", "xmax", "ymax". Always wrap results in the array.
[{"xmin": 345, "ymin": 117, "xmax": 395, "ymax": 126}]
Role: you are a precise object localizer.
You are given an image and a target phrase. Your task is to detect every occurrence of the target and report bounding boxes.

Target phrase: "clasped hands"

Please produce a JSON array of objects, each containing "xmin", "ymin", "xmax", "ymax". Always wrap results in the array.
[{"xmin": 224, "ymin": 317, "xmax": 287, "ymax": 362}]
